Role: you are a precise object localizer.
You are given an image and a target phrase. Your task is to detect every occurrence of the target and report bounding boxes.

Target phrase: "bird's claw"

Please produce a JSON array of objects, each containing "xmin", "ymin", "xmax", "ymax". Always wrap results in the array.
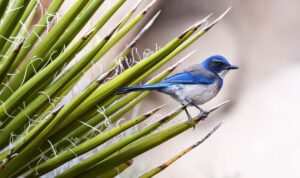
[
  {"xmin": 200, "ymin": 110, "xmax": 209, "ymax": 119},
  {"xmin": 186, "ymin": 117, "xmax": 195, "ymax": 130}
]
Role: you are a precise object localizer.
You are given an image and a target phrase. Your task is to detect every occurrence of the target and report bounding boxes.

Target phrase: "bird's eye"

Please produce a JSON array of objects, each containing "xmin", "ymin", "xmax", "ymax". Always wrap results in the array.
[{"xmin": 213, "ymin": 60, "xmax": 223, "ymax": 65}]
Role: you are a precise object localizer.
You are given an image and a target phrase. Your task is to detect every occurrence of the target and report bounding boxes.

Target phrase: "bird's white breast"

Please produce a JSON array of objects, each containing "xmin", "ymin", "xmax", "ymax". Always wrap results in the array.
[{"xmin": 172, "ymin": 82, "xmax": 219, "ymax": 105}]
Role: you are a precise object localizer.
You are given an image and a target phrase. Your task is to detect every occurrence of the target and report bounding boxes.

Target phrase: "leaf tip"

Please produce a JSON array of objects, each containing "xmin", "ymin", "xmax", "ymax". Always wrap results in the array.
[
  {"xmin": 142, "ymin": 0, "xmax": 157, "ymax": 15},
  {"xmin": 144, "ymin": 104, "xmax": 167, "ymax": 117},
  {"xmin": 202, "ymin": 7, "xmax": 231, "ymax": 32},
  {"xmin": 14, "ymin": 41, "xmax": 25, "ymax": 53},
  {"xmin": 52, "ymin": 105, "xmax": 64, "ymax": 116},
  {"xmin": 208, "ymin": 100, "xmax": 230, "ymax": 113},
  {"xmin": 82, "ymin": 29, "xmax": 95, "ymax": 40}
]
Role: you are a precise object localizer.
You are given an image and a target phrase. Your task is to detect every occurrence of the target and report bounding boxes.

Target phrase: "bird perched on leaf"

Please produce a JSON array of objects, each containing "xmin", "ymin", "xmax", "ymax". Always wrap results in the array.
[{"xmin": 115, "ymin": 55, "xmax": 238, "ymax": 121}]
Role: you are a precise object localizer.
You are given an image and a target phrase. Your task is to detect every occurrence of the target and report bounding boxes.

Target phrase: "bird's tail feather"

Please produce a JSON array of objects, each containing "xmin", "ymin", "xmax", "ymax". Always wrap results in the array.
[{"xmin": 114, "ymin": 84, "xmax": 169, "ymax": 94}]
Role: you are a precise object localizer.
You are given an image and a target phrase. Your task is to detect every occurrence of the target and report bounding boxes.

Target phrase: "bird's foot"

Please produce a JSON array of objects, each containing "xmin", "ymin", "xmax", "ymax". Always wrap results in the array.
[
  {"xmin": 200, "ymin": 110, "xmax": 209, "ymax": 119},
  {"xmin": 186, "ymin": 113, "xmax": 196, "ymax": 130},
  {"xmin": 185, "ymin": 119, "xmax": 195, "ymax": 130},
  {"xmin": 190, "ymin": 103, "xmax": 208, "ymax": 119}
]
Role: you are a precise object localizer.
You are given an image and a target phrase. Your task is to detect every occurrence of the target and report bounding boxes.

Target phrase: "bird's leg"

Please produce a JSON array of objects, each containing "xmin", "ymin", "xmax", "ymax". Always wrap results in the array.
[
  {"xmin": 183, "ymin": 106, "xmax": 193, "ymax": 121},
  {"xmin": 190, "ymin": 103, "xmax": 209, "ymax": 118},
  {"xmin": 182, "ymin": 104, "xmax": 195, "ymax": 129}
]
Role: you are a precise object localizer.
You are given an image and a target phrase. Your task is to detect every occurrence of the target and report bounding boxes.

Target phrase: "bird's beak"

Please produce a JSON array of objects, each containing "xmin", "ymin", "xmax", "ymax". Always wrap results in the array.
[{"xmin": 227, "ymin": 64, "xmax": 239, "ymax": 70}]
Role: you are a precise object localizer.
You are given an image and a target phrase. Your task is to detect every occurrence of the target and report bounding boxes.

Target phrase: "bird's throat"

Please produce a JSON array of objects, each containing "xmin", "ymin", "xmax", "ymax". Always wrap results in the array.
[{"xmin": 217, "ymin": 70, "xmax": 228, "ymax": 79}]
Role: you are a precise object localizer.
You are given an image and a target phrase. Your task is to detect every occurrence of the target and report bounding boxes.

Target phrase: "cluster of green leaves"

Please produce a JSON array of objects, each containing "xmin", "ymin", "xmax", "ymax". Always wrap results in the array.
[{"xmin": 0, "ymin": 0, "xmax": 229, "ymax": 177}]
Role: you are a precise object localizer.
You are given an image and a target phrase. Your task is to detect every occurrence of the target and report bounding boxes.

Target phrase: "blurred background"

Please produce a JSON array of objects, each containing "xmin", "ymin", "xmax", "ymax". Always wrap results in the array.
[{"xmin": 44, "ymin": 0, "xmax": 300, "ymax": 177}]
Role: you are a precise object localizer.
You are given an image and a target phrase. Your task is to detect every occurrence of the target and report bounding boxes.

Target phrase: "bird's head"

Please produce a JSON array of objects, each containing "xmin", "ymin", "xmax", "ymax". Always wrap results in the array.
[{"xmin": 202, "ymin": 55, "xmax": 238, "ymax": 78}]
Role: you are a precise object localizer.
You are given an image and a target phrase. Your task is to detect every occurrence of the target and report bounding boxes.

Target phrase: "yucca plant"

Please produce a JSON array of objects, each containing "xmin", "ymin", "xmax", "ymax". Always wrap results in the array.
[{"xmin": 0, "ymin": 0, "xmax": 230, "ymax": 177}]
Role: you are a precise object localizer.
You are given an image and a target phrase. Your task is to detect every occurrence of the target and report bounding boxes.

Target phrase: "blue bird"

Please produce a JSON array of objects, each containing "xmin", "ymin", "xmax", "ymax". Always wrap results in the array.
[{"xmin": 115, "ymin": 55, "xmax": 238, "ymax": 120}]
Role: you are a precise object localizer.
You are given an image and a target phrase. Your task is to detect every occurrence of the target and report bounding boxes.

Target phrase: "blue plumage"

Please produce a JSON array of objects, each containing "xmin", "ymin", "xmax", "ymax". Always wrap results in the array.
[
  {"xmin": 114, "ymin": 73, "xmax": 214, "ymax": 94},
  {"xmin": 161, "ymin": 72, "xmax": 215, "ymax": 85},
  {"xmin": 114, "ymin": 83, "xmax": 172, "ymax": 94},
  {"xmin": 115, "ymin": 55, "xmax": 238, "ymax": 121}
]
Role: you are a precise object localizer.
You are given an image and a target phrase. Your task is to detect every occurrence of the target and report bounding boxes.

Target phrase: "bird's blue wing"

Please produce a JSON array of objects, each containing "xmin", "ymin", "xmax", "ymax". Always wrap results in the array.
[{"xmin": 162, "ymin": 72, "xmax": 215, "ymax": 85}]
